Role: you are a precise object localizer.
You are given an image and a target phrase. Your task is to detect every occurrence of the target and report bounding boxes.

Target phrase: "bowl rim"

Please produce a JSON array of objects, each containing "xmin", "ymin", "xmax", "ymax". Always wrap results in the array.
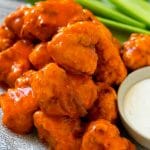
[{"xmin": 117, "ymin": 66, "xmax": 150, "ymax": 144}]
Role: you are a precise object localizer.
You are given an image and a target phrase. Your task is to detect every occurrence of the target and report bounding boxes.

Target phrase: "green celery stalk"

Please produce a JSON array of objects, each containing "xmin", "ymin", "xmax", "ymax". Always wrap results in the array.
[
  {"xmin": 75, "ymin": 0, "xmax": 146, "ymax": 29},
  {"xmin": 97, "ymin": 17, "xmax": 150, "ymax": 34},
  {"xmin": 109, "ymin": 0, "xmax": 150, "ymax": 27},
  {"xmin": 25, "ymin": 0, "xmax": 43, "ymax": 5},
  {"xmin": 132, "ymin": 0, "xmax": 150, "ymax": 11}
]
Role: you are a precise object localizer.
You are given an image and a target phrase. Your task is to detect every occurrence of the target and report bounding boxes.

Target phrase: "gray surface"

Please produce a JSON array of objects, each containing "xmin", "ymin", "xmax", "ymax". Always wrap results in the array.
[
  {"xmin": 0, "ymin": 0, "xmax": 148, "ymax": 149},
  {"xmin": 0, "ymin": 0, "xmax": 25, "ymax": 23}
]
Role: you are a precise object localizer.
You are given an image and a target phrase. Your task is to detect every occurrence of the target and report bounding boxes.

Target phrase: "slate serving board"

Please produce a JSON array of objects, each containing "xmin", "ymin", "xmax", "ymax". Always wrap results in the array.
[{"xmin": 0, "ymin": 0, "xmax": 147, "ymax": 149}]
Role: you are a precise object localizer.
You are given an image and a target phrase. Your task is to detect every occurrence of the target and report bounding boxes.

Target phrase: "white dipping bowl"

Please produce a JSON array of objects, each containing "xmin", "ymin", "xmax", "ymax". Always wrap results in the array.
[{"xmin": 118, "ymin": 66, "xmax": 150, "ymax": 149}]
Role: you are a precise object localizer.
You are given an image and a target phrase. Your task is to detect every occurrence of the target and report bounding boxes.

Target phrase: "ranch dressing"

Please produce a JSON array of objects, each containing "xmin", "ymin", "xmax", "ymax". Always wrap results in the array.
[{"xmin": 124, "ymin": 79, "xmax": 150, "ymax": 139}]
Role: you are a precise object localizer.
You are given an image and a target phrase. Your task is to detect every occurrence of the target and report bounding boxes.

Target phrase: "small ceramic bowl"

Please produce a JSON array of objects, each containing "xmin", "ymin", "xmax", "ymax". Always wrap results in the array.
[{"xmin": 118, "ymin": 66, "xmax": 150, "ymax": 149}]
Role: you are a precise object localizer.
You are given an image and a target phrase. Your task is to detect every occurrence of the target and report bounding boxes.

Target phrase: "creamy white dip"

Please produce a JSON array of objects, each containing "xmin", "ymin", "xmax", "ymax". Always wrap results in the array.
[{"xmin": 124, "ymin": 79, "xmax": 150, "ymax": 139}]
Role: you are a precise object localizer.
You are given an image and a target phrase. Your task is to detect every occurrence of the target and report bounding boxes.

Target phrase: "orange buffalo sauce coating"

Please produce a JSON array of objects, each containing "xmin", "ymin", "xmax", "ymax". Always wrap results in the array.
[
  {"xmin": 31, "ymin": 63, "xmax": 87, "ymax": 118},
  {"xmin": 0, "ymin": 26, "xmax": 16, "ymax": 51},
  {"xmin": 21, "ymin": 0, "xmax": 83, "ymax": 41},
  {"xmin": 0, "ymin": 40, "xmax": 33, "ymax": 87},
  {"xmin": 122, "ymin": 34, "xmax": 150, "ymax": 70},
  {"xmin": 0, "ymin": 70, "xmax": 38, "ymax": 134},
  {"xmin": 29, "ymin": 43, "xmax": 53, "ymax": 69},
  {"xmin": 87, "ymin": 82, "xmax": 117, "ymax": 123},
  {"xmin": 34, "ymin": 111, "xmax": 83, "ymax": 150},
  {"xmin": 81, "ymin": 120, "xmax": 136, "ymax": 150}
]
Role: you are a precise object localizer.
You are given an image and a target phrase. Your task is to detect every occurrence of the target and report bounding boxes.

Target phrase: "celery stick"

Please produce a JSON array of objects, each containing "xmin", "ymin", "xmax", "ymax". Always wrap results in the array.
[
  {"xmin": 97, "ymin": 17, "xmax": 150, "ymax": 34},
  {"xmin": 132, "ymin": 0, "xmax": 150, "ymax": 12},
  {"xmin": 109, "ymin": 0, "xmax": 150, "ymax": 26},
  {"xmin": 75, "ymin": 0, "xmax": 146, "ymax": 29}
]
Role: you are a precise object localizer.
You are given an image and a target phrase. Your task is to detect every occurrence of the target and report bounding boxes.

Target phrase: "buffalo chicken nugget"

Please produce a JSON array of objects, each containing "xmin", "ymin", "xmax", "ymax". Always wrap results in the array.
[
  {"xmin": 0, "ymin": 26, "xmax": 16, "ymax": 51},
  {"xmin": 1, "ymin": 87, "xmax": 38, "ymax": 134},
  {"xmin": 21, "ymin": 0, "xmax": 83, "ymax": 41},
  {"xmin": 81, "ymin": 119, "xmax": 136, "ymax": 150},
  {"xmin": 87, "ymin": 82, "xmax": 117, "ymax": 123},
  {"xmin": 70, "ymin": 9, "xmax": 113, "ymax": 41},
  {"xmin": 34, "ymin": 111, "xmax": 83, "ymax": 150},
  {"xmin": 0, "ymin": 40, "xmax": 33, "ymax": 87},
  {"xmin": 48, "ymin": 21, "xmax": 98, "ymax": 75},
  {"xmin": 95, "ymin": 25, "xmax": 127, "ymax": 85},
  {"xmin": 15, "ymin": 70, "xmax": 36, "ymax": 88},
  {"xmin": 5, "ymin": 6, "xmax": 30, "ymax": 37},
  {"xmin": 29, "ymin": 43, "xmax": 53, "ymax": 69},
  {"xmin": 31, "ymin": 63, "xmax": 87, "ymax": 118},
  {"xmin": 68, "ymin": 74, "xmax": 97, "ymax": 110},
  {"xmin": 105, "ymin": 137, "xmax": 136, "ymax": 150},
  {"xmin": 122, "ymin": 34, "xmax": 150, "ymax": 70}
]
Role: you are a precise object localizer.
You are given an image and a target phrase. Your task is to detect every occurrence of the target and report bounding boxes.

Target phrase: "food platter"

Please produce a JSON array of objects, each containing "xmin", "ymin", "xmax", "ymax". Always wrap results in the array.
[{"xmin": 0, "ymin": 0, "xmax": 148, "ymax": 150}]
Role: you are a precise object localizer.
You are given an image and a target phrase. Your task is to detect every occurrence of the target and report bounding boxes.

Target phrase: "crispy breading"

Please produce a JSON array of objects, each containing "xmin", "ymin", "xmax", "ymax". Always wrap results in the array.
[
  {"xmin": 31, "ymin": 63, "xmax": 87, "ymax": 118},
  {"xmin": 48, "ymin": 21, "xmax": 99, "ymax": 75},
  {"xmin": 34, "ymin": 111, "xmax": 83, "ymax": 150},
  {"xmin": 81, "ymin": 119, "xmax": 136, "ymax": 150},
  {"xmin": 87, "ymin": 82, "xmax": 117, "ymax": 123},
  {"xmin": 68, "ymin": 74, "xmax": 97, "ymax": 110},
  {"xmin": 0, "ymin": 26, "xmax": 16, "ymax": 51},
  {"xmin": 21, "ymin": 0, "xmax": 83, "ymax": 41},
  {"xmin": 122, "ymin": 34, "xmax": 150, "ymax": 70},
  {"xmin": 0, "ymin": 40, "xmax": 33, "ymax": 86},
  {"xmin": 29, "ymin": 43, "xmax": 53, "ymax": 69}
]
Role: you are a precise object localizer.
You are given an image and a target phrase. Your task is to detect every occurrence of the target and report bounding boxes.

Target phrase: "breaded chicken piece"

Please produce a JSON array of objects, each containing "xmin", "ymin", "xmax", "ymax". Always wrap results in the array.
[
  {"xmin": 1, "ymin": 87, "xmax": 38, "ymax": 134},
  {"xmin": 87, "ymin": 82, "xmax": 117, "ymax": 123},
  {"xmin": 70, "ymin": 9, "xmax": 112, "ymax": 40},
  {"xmin": 68, "ymin": 74, "xmax": 97, "ymax": 110},
  {"xmin": 15, "ymin": 70, "xmax": 36, "ymax": 88},
  {"xmin": 0, "ymin": 26, "xmax": 16, "ymax": 51},
  {"xmin": 0, "ymin": 70, "xmax": 38, "ymax": 134},
  {"xmin": 70, "ymin": 9, "xmax": 121, "ymax": 52},
  {"xmin": 34, "ymin": 111, "xmax": 83, "ymax": 150},
  {"xmin": 95, "ymin": 26, "xmax": 127, "ymax": 85},
  {"xmin": 21, "ymin": 0, "xmax": 83, "ymax": 41},
  {"xmin": 72, "ymin": 12, "xmax": 125, "ymax": 84},
  {"xmin": 5, "ymin": 6, "xmax": 29, "ymax": 37},
  {"xmin": 48, "ymin": 21, "xmax": 98, "ymax": 75},
  {"xmin": 122, "ymin": 34, "xmax": 150, "ymax": 70},
  {"xmin": 29, "ymin": 43, "xmax": 53, "ymax": 69},
  {"xmin": 31, "ymin": 63, "xmax": 87, "ymax": 118},
  {"xmin": 81, "ymin": 119, "xmax": 136, "ymax": 150},
  {"xmin": 0, "ymin": 40, "xmax": 33, "ymax": 87}
]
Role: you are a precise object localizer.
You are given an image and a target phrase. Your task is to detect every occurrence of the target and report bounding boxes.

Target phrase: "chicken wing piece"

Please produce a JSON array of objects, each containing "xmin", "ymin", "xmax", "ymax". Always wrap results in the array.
[
  {"xmin": 87, "ymin": 82, "xmax": 117, "ymax": 123},
  {"xmin": 81, "ymin": 119, "xmax": 136, "ymax": 150},
  {"xmin": 31, "ymin": 63, "xmax": 87, "ymax": 118},
  {"xmin": 48, "ymin": 21, "xmax": 99, "ymax": 75},
  {"xmin": 5, "ymin": 6, "xmax": 30, "ymax": 37},
  {"xmin": 34, "ymin": 111, "xmax": 83, "ymax": 150},
  {"xmin": 68, "ymin": 74, "xmax": 97, "ymax": 110},
  {"xmin": 0, "ymin": 86, "xmax": 38, "ymax": 134},
  {"xmin": 0, "ymin": 26, "xmax": 16, "ymax": 51},
  {"xmin": 122, "ymin": 34, "xmax": 150, "ymax": 70},
  {"xmin": 0, "ymin": 40, "xmax": 33, "ymax": 87},
  {"xmin": 21, "ymin": 0, "xmax": 83, "ymax": 41},
  {"xmin": 29, "ymin": 43, "xmax": 53, "ymax": 69}
]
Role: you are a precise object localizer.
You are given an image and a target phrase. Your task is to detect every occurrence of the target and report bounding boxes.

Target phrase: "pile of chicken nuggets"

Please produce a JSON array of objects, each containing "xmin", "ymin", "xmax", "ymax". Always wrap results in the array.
[{"xmin": 0, "ymin": 0, "xmax": 150, "ymax": 149}]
